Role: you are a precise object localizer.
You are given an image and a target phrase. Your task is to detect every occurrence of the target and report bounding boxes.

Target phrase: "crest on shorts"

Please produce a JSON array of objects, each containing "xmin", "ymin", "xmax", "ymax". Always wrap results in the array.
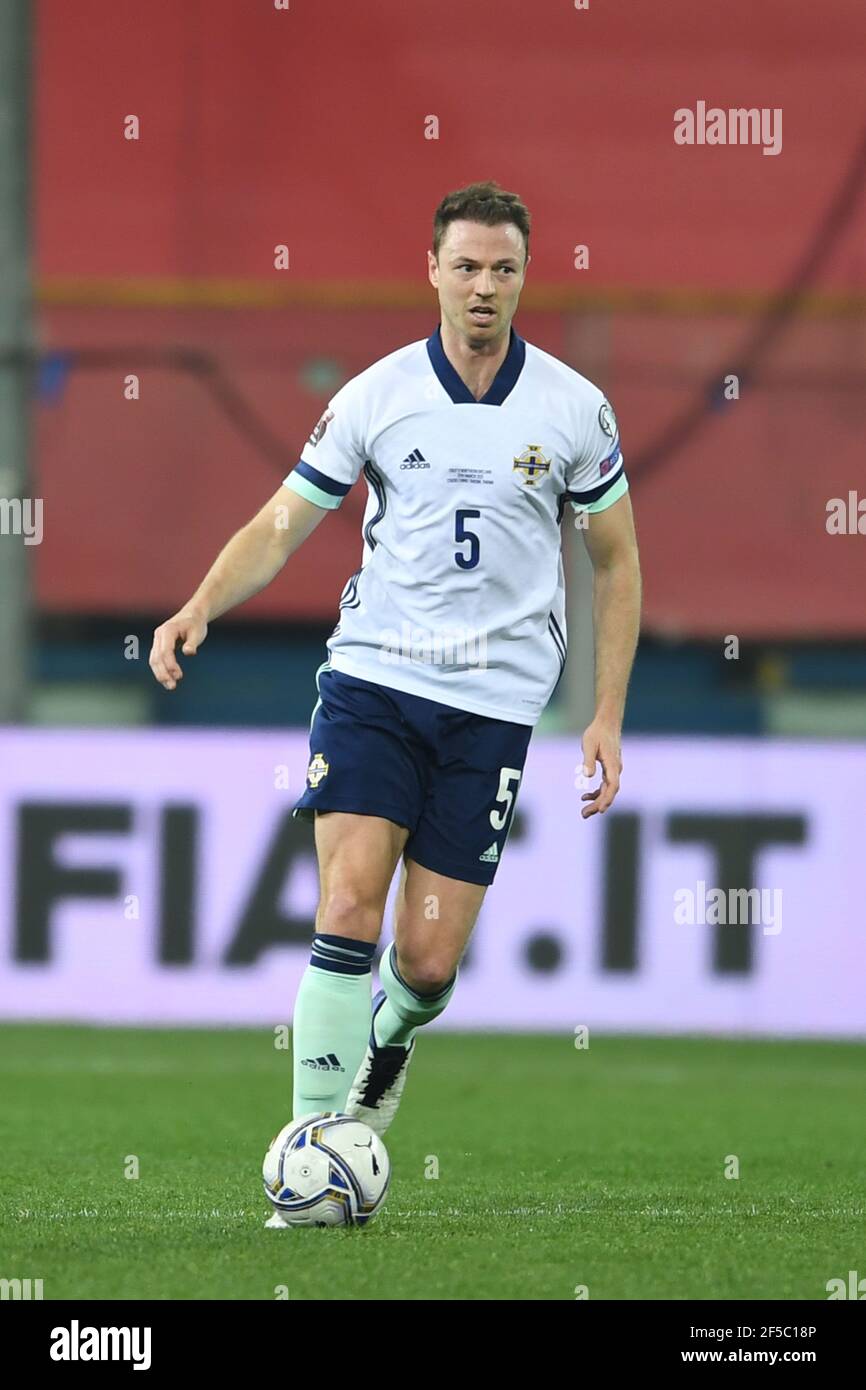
[
  {"xmin": 307, "ymin": 753, "xmax": 330, "ymax": 788},
  {"xmin": 512, "ymin": 444, "xmax": 551, "ymax": 487},
  {"xmin": 308, "ymin": 409, "xmax": 334, "ymax": 448}
]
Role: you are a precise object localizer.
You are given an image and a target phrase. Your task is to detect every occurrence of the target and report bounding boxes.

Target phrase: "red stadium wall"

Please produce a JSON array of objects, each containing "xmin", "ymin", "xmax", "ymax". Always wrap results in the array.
[{"xmin": 31, "ymin": 0, "xmax": 866, "ymax": 635}]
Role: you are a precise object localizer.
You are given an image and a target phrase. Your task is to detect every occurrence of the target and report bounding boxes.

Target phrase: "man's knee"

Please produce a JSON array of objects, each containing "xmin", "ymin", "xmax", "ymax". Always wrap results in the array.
[
  {"xmin": 393, "ymin": 944, "xmax": 457, "ymax": 996},
  {"xmin": 317, "ymin": 888, "xmax": 383, "ymax": 943}
]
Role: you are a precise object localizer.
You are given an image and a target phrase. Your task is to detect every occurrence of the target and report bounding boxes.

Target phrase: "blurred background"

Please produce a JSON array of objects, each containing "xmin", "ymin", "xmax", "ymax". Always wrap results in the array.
[{"xmin": 1, "ymin": 0, "xmax": 865, "ymax": 1035}]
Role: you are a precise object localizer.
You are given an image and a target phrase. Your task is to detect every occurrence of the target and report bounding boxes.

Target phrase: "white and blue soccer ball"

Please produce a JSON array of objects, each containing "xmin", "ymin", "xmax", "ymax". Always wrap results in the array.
[{"xmin": 262, "ymin": 1113, "xmax": 390, "ymax": 1228}]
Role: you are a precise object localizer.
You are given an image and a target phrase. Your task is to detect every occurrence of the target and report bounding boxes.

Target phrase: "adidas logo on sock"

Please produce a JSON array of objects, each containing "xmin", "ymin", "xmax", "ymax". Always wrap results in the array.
[
  {"xmin": 400, "ymin": 448, "xmax": 429, "ymax": 469},
  {"xmin": 479, "ymin": 842, "xmax": 500, "ymax": 863},
  {"xmin": 301, "ymin": 1054, "xmax": 345, "ymax": 1072}
]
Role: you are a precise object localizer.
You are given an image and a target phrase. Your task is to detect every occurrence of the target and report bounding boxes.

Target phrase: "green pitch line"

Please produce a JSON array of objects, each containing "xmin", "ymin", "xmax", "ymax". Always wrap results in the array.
[{"xmin": 0, "ymin": 1025, "xmax": 863, "ymax": 1301}]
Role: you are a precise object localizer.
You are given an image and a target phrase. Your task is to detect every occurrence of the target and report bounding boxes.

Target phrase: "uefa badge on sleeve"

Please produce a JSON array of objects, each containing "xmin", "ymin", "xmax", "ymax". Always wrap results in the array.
[
  {"xmin": 598, "ymin": 401, "xmax": 617, "ymax": 439},
  {"xmin": 308, "ymin": 409, "xmax": 334, "ymax": 448}
]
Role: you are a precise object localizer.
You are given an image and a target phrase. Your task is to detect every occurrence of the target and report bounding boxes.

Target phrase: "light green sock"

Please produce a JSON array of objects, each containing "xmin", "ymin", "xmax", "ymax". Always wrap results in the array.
[
  {"xmin": 292, "ymin": 935, "xmax": 375, "ymax": 1118},
  {"xmin": 374, "ymin": 940, "xmax": 458, "ymax": 1048}
]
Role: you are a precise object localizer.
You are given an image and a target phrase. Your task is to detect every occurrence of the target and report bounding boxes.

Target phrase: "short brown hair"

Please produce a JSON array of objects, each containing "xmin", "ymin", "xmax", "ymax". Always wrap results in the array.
[{"xmin": 432, "ymin": 180, "xmax": 531, "ymax": 262}]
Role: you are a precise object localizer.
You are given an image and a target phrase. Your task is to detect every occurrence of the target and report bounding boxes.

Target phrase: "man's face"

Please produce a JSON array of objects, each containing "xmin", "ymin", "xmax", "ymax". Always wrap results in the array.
[{"xmin": 428, "ymin": 219, "xmax": 529, "ymax": 348}]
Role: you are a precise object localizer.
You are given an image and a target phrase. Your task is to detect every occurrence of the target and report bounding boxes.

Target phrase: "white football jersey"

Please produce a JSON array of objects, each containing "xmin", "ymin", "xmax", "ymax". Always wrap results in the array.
[{"xmin": 284, "ymin": 325, "xmax": 628, "ymax": 726}]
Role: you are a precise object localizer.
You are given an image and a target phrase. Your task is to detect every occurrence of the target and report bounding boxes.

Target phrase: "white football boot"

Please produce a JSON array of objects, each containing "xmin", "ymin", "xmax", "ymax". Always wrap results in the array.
[{"xmin": 345, "ymin": 990, "xmax": 414, "ymax": 1136}]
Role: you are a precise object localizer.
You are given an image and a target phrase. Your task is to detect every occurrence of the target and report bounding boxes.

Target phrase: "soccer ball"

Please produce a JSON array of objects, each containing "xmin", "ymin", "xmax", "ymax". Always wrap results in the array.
[{"xmin": 262, "ymin": 1112, "xmax": 390, "ymax": 1228}]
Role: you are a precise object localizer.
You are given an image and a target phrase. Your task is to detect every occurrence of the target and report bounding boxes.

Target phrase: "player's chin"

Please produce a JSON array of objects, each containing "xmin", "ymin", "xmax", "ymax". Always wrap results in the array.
[{"xmin": 463, "ymin": 315, "xmax": 501, "ymax": 347}]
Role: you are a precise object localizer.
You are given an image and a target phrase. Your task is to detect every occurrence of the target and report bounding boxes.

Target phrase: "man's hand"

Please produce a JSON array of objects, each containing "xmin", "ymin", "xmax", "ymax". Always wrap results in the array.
[
  {"xmin": 147, "ymin": 486, "xmax": 329, "ymax": 693},
  {"xmin": 149, "ymin": 609, "xmax": 208, "ymax": 691},
  {"xmin": 579, "ymin": 717, "xmax": 622, "ymax": 818}
]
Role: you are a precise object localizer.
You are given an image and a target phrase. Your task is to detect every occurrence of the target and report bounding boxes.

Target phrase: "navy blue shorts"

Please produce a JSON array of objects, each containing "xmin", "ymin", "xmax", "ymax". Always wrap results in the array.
[{"xmin": 293, "ymin": 665, "xmax": 533, "ymax": 885}]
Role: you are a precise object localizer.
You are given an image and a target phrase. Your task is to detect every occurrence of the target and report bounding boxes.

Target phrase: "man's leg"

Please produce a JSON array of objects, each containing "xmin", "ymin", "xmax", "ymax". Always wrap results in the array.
[
  {"xmin": 292, "ymin": 811, "xmax": 407, "ymax": 1119},
  {"xmin": 345, "ymin": 858, "xmax": 486, "ymax": 1133},
  {"xmin": 373, "ymin": 858, "xmax": 487, "ymax": 1046}
]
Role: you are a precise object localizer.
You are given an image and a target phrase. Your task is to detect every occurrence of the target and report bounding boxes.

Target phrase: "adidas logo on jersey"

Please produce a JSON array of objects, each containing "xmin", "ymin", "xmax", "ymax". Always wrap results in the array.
[
  {"xmin": 301, "ymin": 1054, "xmax": 345, "ymax": 1072},
  {"xmin": 479, "ymin": 842, "xmax": 500, "ymax": 863},
  {"xmin": 400, "ymin": 448, "xmax": 429, "ymax": 469}
]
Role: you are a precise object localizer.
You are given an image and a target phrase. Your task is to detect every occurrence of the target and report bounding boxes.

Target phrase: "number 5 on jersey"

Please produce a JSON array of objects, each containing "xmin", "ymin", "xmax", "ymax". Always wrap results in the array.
[{"xmin": 455, "ymin": 509, "xmax": 481, "ymax": 569}]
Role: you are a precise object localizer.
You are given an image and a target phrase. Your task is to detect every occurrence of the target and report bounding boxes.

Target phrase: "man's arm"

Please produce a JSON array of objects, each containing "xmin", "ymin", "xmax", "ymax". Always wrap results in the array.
[
  {"xmin": 578, "ymin": 491, "xmax": 642, "ymax": 817},
  {"xmin": 149, "ymin": 484, "xmax": 328, "ymax": 691}
]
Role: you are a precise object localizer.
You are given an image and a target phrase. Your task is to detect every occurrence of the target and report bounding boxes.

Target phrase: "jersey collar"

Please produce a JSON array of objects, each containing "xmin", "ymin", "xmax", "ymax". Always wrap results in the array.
[{"xmin": 426, "ymin": 323, "xmax": 526, "ymax": 405}]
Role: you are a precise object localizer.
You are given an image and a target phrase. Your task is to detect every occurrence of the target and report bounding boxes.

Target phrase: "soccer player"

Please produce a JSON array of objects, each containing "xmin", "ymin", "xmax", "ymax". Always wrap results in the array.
[{"xmin": 149, "ymin": 180, "xmax": 641, "ymax": 1138}]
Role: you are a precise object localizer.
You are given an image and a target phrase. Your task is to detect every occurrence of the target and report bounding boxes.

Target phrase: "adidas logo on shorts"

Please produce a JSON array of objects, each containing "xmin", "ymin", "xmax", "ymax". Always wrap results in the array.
[{"xmin": 479, "ymin": 842, "xmax": 500, "ymax": 863}]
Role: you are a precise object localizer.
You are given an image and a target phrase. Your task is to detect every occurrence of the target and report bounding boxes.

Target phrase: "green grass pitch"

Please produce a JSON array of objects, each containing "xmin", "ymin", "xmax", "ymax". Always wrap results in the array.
[{"xmin": 1, "ymin": 1024, "xmax": 863, "ymax": 1300}]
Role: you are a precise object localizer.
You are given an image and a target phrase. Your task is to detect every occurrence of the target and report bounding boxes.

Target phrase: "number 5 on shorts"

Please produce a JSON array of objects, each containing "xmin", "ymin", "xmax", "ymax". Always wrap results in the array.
[{"xmin": 490, "ymin": 767, "xmax": 522, "ymax": 831}]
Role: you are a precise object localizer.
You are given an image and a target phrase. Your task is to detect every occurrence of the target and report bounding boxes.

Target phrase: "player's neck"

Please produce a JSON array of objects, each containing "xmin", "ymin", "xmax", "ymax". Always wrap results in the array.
[{"xmin": 439, "ymin": 319, "xmax": 511, "ymax": 402}]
